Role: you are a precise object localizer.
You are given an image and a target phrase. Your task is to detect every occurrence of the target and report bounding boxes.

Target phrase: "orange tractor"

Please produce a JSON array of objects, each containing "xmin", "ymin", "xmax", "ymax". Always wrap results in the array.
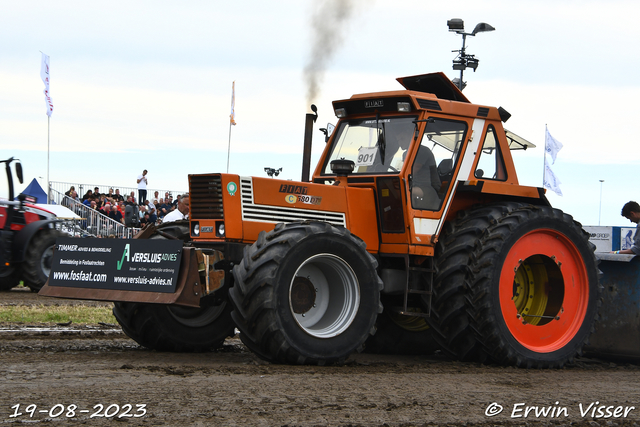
[{"xmin": 42, "ymin": 72, "xmax": 600, "ymax": 367}]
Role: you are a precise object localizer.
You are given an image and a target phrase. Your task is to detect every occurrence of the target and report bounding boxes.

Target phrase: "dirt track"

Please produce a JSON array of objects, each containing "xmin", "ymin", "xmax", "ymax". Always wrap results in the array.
[{"xmin": 2, "ymin": 289, "xmax": 640, "ymax": 426}]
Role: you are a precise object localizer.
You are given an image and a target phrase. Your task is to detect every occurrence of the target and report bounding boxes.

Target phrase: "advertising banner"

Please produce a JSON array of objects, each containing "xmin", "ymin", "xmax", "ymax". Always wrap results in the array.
[
  {"xmin": 49, "ymin": 238, "xmax": 183, "ymax": 293},
  {"xmin": 621, "ymin": 227, "xmax": 636, "ymax": 251},
  {"xmin": 584, "ymin": 226, "xmax": 614, "ymax": 253}
]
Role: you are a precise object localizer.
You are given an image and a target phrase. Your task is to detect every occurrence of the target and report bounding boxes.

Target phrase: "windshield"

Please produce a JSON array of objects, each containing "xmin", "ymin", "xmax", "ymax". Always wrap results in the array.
[{"xmin": 322, "ymin": 116, "xmax": 417, "ymax": 175}]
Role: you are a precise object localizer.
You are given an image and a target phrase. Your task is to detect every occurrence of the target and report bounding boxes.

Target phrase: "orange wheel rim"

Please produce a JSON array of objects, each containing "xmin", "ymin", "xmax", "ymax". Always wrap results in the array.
[{"xmin": 499, "ymin": 229, "xmax": 589, "ymax": 353}]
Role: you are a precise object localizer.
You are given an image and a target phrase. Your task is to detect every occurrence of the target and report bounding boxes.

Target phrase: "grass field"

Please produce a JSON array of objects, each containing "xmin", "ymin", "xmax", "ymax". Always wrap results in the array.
[{"xmin": 0, "ymin": 305, "xmax": 117, "ymax": 324}]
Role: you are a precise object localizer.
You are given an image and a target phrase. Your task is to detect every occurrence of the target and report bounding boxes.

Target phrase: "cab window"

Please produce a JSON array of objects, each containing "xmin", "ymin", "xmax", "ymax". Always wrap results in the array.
[
  {"xmin": 410, "ymin": 118, "xmax": 467, "ymax": 211},
  {"xmin": 474, "ymin": 125, "xmax": 506, "ymax": 181}
]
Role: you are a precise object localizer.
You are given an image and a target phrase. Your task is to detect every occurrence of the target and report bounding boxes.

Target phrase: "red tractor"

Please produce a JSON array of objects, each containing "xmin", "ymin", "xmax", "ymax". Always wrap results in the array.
[{"xmin": 0, "ymin": 158, "xmax": 65, "ymax": 291}]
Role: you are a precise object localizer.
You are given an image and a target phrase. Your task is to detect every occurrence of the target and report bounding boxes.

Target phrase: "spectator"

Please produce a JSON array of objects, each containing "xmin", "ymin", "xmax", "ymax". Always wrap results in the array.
[
  {"xmin": 82, "ymin": 189, "xmax": 93, "ymax": 201},
  {"xmin": 129, "ymin": 191, "xmax": 137, "ymax": 205},
  {"xmin": 117, "ymin": 200, "xmax": 126, "ymax": 217},
  {"xmin": 159, "ymin": 198, "xmax": 171, "ymax": 218},
  {"xmin": 124, "ymin": 196, "xmax": 135, "ymax": 207},
  {"xmin": 137, "ymin": 169, "xmax": 148, "ymax": 205},
  {"xmin": 154, "ymin": 190, "xmax": 160, "ymax": 202},
  {"xmin": 94, "ymin": 187, "xmax": 101, "ymax": 198},
  {"xmin": 140, "ymin": 212, "xmax": 151, "ymax": 227},
  {"xmin": 100, "ymin": 202, "xmax": 111, "ymax": 215},
  {"xmin": 64, "ymin": 186, "xmax": 75, "ymax": 197},
  {"xmin": 146, "ymin": 199, "xmax": 156, "ymax": 217},
  {"xmin": 612, "ymin": 201, "xmax": 640, "ymax": 255},
  {"xmin": 163, "ymin": 194, "xmax": 189, "ymax": 223},
  {"xmin": 107, "ymin": 188, "xmax": 115, "ymax": 199},
  {"xmin": 148, "ymin": 204, "xmax": 158, "ymax": 224},
  {"xmin": 138, "ymin": 204, "xmax": 147, "ymax": 222},
  {"xmin": 97, "ymin": 194, "xmax": 107, "ymax": 210},
  {"xmin": 114, "ymin": 189, "xmax": 124, "ymax": 202},
  {"xmin": 108, "ymin": 205, "xmax": 123, "ymax": 224},
  {"xmin": 63, "ymin": 190, "xmax": 79, "ymax": 208}
]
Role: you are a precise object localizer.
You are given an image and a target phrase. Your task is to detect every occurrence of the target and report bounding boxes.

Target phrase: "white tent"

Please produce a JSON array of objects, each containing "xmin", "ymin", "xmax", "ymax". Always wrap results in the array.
[{"xmin": 35, "ymin": 204, "xmax": 81, "ymax": 219}]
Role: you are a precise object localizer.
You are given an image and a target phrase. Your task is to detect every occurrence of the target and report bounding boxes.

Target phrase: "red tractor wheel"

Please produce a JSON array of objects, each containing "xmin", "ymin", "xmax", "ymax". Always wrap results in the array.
[
  {"xmin": 428, "ymin": 203, "xmax": 600, "ymax": 368},
  {"xmin": 497, "ymin": 230, "xmax": 589, "ymax": 353}
]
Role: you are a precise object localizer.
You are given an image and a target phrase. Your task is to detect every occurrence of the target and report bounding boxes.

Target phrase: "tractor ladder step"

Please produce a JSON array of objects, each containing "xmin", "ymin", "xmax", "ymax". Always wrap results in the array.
[{"xmin": 399, "ymin": 255, "xmax": 433, "ymax": 318}]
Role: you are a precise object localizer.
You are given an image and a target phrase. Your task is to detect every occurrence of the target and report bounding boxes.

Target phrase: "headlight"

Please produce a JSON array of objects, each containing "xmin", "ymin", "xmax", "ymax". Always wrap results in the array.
[
  {"xmin": 217, "ymin": 223, "xmax": 225, "ymax": 237},
  {"xmin": 192, "ymin": 222, "xmax": 200, "ymax": 236},
  {"xmin": 397, "ymin": 102, "xmax": 411, "ymax": 112},
  {"xmin": 334, "ymin": 108, "xmax": 347, "ymax": 118}
]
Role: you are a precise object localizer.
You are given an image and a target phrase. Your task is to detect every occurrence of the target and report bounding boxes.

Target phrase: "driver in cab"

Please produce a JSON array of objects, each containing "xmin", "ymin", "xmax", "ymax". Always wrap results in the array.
[{"xmin": 389, "ymin": 127, "xmax": 442, "ymax": 211}]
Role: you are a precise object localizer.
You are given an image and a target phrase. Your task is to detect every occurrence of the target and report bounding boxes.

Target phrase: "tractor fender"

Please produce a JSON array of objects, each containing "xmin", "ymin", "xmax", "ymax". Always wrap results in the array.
[{"xmin": 12, "ymin": 219, "xmax": 61, "ymax": 263}]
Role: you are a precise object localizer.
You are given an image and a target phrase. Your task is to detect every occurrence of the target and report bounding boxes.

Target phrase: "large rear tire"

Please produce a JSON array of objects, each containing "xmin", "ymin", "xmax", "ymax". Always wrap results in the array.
[
  {"xmin": 230, "ymin": 222, "xmax": 383, "ymax": 365},
  {"xmin": 23, "ymin": 229, "xmax": 66, "ymax": 292},
  {"xmin": 427, "ymin": 203, "xmax": 600, "ymax": 368},
  {"xmin": 0, "ymin": 267, "xmax": 21, "ymax": 291},
  {"xmin": 113, "ymin": 222, "xmax": 235, "ymax": 352},
  {"xmin": 364, "ymin": 297, "xmax": 439, "ymax": 355}
]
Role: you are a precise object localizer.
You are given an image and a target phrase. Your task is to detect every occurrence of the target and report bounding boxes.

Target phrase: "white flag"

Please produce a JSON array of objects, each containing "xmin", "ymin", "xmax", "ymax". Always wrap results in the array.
[
  {"xmin": 229, "ymin": 81, "xmax": 236, "ymax": 126},
  {"xmin": 40, "ymin": 52, "xmax": 53, "ymax": 117},
  {"xmin": 545, "ymin": 127, "xmax": 562, "ymax": 164},
  {"xmin": 543, "ymin": 159, "xmax": 563, "ymax": 196}
]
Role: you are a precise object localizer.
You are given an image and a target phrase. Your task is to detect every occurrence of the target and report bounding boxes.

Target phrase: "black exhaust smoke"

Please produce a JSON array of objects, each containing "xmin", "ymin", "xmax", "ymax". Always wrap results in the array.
[{"xmin": 304, "ymin": 0, "xmax": 361, "ymax": 105}]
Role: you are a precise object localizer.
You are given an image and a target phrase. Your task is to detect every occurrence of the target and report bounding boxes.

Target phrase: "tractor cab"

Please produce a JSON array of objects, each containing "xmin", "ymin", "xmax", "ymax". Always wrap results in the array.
[{"xmin": 313, "ymin": 72, "xmax": 539, "ymax": 256}]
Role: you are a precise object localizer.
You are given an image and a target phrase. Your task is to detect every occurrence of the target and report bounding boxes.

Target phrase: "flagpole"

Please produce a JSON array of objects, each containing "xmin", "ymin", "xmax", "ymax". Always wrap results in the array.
[
  {"xmin": 226, "ymin": 122, "xmax": 231, "ymax": 173},
  {"xmin": 543, "ymin": 124, "xmax": 547, "ymax": 188},
  {"xmin": 227, "ymin": 81, "xmax": 236, "ymax": 174},
  {"xmin": 47, "ymin": 115, "xmax": 50, "ymax": 203}
]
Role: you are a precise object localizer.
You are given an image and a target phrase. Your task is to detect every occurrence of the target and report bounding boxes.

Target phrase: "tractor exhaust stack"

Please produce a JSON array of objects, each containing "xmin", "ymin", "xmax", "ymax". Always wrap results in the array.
[{"xmin": 301, "ymin": 105, "xmax": 318, "ymax": 182}]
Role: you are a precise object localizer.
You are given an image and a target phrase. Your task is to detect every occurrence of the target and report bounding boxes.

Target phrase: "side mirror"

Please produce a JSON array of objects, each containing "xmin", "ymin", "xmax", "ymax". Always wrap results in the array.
[
  {"xmin": 15, "ymin": 162, "xmax": 23, "ymax": 184},
  {"xmin": 320, "ymin": 128, "xmax": 328, "ymax": 143},
  {"xmin": 320, "ymin": 123, "xmax": 335, "ymax": 143}
]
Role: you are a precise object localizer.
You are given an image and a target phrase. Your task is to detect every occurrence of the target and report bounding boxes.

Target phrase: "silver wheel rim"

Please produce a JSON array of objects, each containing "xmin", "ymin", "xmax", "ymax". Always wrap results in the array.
[
  {"xmin": 289, "ymin": 253, "xmax": 360, "ymax": 338},
  {"xmin": 166, "ymin": 303, "xmax": 226, "ymax": 328},
  {"xmin": 41, "ymin": 245, "xmax": 55, "ymax": 278}
]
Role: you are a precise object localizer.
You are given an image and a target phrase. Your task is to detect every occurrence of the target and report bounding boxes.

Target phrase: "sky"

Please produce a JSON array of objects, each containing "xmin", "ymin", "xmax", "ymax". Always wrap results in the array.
[{"xmin": 0, "ymin": 0, "xmax": 638, "ymax": 227}]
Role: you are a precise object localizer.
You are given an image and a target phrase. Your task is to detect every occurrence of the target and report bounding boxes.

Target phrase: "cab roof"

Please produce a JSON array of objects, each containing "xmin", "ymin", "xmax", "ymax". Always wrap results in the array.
[{"xmin": 397, "ymin": 72, "xmax": 470, "ymax": 103}]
